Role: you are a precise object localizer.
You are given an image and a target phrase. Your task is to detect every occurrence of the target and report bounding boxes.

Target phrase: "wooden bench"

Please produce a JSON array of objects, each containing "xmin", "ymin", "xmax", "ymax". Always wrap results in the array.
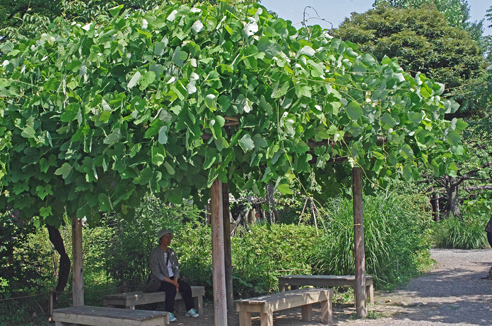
[
  {"xmin": 52, "ymin": 305, "xmax": 169, "ymax": 326},
  {"xmin": 278, "ymin": 275, "xmax": 374, "ymax": 306},
  {"xmin": 102, "ymin": 286, "xmax": 204, "ymax": 314},
  {"xmin": 236, "ymin": 288, "xmax": 334, "ymax": 326}
]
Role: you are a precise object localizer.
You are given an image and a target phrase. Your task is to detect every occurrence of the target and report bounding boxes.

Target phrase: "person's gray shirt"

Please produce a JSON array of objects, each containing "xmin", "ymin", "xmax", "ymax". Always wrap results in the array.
[{"xmin": 148, "ymin": 246, "xmax": 180, "ymax": 282}]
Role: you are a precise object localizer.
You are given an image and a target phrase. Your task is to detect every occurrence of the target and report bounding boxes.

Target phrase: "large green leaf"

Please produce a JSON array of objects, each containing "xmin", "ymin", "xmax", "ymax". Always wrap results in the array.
[
  {"xmin": 346, "ymin": 101, "xmax": 363, "ymax": 120},
  {"xmin": 54, "ymin": 163, "xmax": 72, "ymax": 179},
  {"xmin": 128, "ymin": 71, "xmax": 141, "ymax": 89},
  {"xmin": 239, "ymin": 134, "xmax": 255, "ymax": 152}
]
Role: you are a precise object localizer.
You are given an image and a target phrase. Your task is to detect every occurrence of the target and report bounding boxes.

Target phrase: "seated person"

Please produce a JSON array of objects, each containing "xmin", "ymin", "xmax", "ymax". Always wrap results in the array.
[{"xmin": 144, "ymin": 229, "xmax": 199, "ymax": 322}]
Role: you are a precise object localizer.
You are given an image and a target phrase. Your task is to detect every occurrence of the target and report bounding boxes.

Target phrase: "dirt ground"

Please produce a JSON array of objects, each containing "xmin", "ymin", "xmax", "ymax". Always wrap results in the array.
[{"xmin": 171, "ymin": 249, "xmax": 492, "ymax": 326}]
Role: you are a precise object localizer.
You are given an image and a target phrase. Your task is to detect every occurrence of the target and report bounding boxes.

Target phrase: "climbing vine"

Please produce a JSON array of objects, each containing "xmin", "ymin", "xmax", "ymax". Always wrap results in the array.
[{"xmin": 0, "ymin": 1, "xmax": 465, "ymax": 226}]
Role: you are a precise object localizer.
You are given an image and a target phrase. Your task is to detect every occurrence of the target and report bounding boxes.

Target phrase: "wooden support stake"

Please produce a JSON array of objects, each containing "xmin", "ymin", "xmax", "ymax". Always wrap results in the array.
[
  {"xmin": 222, "ymin": 182, "xmax": 234, "ymax": 311},
  {"xmin": 211, "ymin": 179, "xmax": 227, "ymax": 326},
  {"xmin": 71, "ymin": 216, "xmax": 84, "ymax": 307},
  {"xmin": 352, "ymin": 167, "xmax": 367, "ymax": 318}
]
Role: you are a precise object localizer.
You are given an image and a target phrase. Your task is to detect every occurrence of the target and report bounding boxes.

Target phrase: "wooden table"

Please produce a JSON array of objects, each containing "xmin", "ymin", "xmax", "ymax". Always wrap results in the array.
[
  {"xmin": 236, "ymin": 288, "xmax": 334, "ymax": 326},
  {"xmin": 52, "ymin": 305, "xmax": 169, "ymax": 326},
  {"xmin": 278, "ymin": 275, "xmax": 374, "ymax": 305},
  {"xmin": 102, "ymin": 286, "xmax": 204, "ymax": 314}
]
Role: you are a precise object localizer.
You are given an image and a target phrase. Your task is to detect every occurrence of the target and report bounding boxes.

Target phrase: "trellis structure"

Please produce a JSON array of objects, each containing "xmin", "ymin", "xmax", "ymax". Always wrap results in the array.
[{"xmin": 0, "ymin": 2, "xmax": 466, "ymax": 325}]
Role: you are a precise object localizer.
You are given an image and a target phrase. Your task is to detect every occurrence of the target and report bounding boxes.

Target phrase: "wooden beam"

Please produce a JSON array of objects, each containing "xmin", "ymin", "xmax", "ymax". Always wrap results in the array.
[
  {"xmin": 352, "ymin": 167, "xmax": 367, "ymax": 318},
  {"xmin": 211, "ymin": 179, "xmax": 227, "ymax": 326},
  {"xmin": 71, "ymin": 216, "xmax": 84, "ymax": 306},
  {"xmin": 222, "ymin": 182, "xmax": 234, "ymax": 311}
]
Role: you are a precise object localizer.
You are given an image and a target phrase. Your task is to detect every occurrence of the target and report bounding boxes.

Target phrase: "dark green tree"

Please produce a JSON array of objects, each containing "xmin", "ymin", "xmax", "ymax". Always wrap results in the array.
[
  {"xmin": 373, "ymin": 0, "xmax": 471, "ymax": 28},
  {"xmin": 333, "ymin": 3, "xmax": 487, "ymax": 99}
]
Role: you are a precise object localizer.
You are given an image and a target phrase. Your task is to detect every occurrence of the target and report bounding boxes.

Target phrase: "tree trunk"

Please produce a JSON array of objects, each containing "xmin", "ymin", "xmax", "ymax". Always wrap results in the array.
[
  {"xmin": 46, "ymin": 225, "xmax": 71, "ymax": 302},
  {"xmin": 444, "ymin": 178, "xmax": 461, "ymax": 218},
  {"xmin": 267, "ymin": 183, "xmax": 276, "ymax": 224}
]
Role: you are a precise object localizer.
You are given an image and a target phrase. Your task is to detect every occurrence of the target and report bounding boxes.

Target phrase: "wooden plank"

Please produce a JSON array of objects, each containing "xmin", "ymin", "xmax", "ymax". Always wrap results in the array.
[
  {"xmin": 238, "ymin": 311, "xmax": 252, "ymax": 326},
  {"xmin": 102, "ymin": 286, "xmax": 205, "ymax": 308},
  {"xmin": 260, "ymin": 312, "xmax": 273, "ymax": 326},
  {"xmin": 211, "ymin": 179, "xmax": 227, "ymax": 326},
  {"xmin": 236, "ymin": 303, "xmax": 264, "ymax": 313},
  {"xmin": 222, "ymin": 182, "xmax": 234, "ymax": 311},
  {"xmin": 53, "ymin": 306, "xmax": 168, "ymax": 326},
  {"xmin": 72, "ymin": 216, "xmax": 84, "ymax": 306},
  {"xmin": 277, "ymin": 275, "xmax": 373, "ymax": 289},
  {"xmin": 320, "ymin": 299, "xmax": 332, "ymax": 324},
  {"xmin": 236, "ymin": 289, "xmax": 334, "ymax": 325},
  {"xmin": 301, "ymin": 304, "xmax": 312, "ymax": 321},
  {"xmin": 352, "ymin": 167, "xmax": 367, "ymax": 318},
  {"xmin": 236, "ymin": 288, "xmax": 332, "ymax": 313}
]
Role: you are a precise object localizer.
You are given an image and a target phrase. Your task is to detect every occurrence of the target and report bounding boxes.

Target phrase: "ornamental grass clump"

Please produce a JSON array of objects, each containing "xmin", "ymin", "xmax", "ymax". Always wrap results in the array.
[{"xmin": 312, "ymin": 192, "xmax": 432, "ymax": 289}]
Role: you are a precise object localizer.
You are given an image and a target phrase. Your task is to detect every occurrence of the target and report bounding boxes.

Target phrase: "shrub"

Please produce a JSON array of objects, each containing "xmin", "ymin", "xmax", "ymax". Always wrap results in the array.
[
  {"xmin": 432, "ymin": 200, "xmax": 491, "ymax": 249},
  {"xmin": 231, "ymin": 223, "xmax": 318, "ymax": 297},
  {"xmin": 0, "ymin": 212, "xmax": 53, "ymax": 298},
  {"xmin": 311, "ymin": 193, "xmax": 433, "ymax": 289},
  {"xmin": 104, "ymin": 195, "xmax": 203, "ymax": 288}
]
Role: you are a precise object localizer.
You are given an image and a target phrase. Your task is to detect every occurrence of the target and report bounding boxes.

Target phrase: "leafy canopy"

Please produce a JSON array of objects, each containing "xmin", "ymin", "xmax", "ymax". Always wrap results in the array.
[{"xmin": 0, "ymin": 1, "xmax": 465, "ymax": 226}]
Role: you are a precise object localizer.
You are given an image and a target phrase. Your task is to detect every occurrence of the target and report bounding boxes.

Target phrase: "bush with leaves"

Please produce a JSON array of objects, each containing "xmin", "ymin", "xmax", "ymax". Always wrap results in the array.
[
  {"xmin": 432, "ymin": 199, "xmax": 492, "ymax": 249},
  {"xmin": 104, "ymin": 195, "xmax": 202, "ymax": 287},
  {"xmin": 0, "ymin": 212, "xmax": 53, "ymax": 298},
  {"xmin": 230, "ymin": 223, "xmax": 318, "ymax": 297},
  {"xmin": 312, "ymin": 192, "xmax": 433, "ymax": 289}
]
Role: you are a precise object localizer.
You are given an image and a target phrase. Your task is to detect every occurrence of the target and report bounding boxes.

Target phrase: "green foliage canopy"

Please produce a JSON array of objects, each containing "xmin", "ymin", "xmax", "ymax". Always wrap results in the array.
[{"xmin": 0, "ymin": 2, "xmax": 465, "ymax": 226}]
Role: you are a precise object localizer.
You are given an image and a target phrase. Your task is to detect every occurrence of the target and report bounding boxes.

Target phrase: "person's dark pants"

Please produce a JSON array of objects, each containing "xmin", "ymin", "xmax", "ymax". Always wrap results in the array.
[
  {"xmin": 158, "ymin": 277, "xmax": 194, "ymax": 313},
  {"xmin": 487, "ymin": 232, "xmax": 492, "ymax": 248}
]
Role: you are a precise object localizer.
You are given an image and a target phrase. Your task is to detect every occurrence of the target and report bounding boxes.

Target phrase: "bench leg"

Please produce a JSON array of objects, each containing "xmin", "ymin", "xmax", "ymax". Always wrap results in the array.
[
  {"xmin": 196, "ymin": 295, "xmax": 203, "ymax": 315},
  {"xmin": 321, "ymin": 299, "xmax": 332, "ymax": 324},
  {"xmin": 238, "ymin": 311, "xmax": 252, "ymax": 326},
  {"xmin": 260, "ymin": 312, "xmax": 273, "ymax": 326},
  {"xmin": 126, "ymin": 305, "xmax": 135, "ymax": 310},
  {"xmin": 367, "ymin": 284, "xmax": 374, "ymax": 305},
  {"xmin": 279, "ymin": 281, "xmax": 287, "ymax": 292},
  {"xmin": 301, "ymin": 304, "xmax": 312, "ymax": 321},
  {"xmin": 291, "ymin": 285, "xmax": 299, "ymax": 290}
]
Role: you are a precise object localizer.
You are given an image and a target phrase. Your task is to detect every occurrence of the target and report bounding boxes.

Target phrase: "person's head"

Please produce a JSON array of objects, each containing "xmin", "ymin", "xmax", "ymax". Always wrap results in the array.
[{"xmin": 157, "ymin": 229, "xmax": 173, "ymax": 246}]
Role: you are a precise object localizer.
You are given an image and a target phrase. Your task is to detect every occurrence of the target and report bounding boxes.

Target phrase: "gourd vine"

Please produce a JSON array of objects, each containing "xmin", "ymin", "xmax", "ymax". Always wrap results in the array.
[{"xmin": 0, "ymin": 1, "xmax": 465, "ymax": 226}]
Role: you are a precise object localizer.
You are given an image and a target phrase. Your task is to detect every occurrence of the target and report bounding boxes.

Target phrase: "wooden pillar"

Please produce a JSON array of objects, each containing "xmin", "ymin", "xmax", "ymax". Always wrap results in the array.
[
  {"xmin": 211, "ymin": 179, "xmax": 227, "ymax": 326},
  {"xmin": 72, "ymin": 216, "xmax": 84, "ymax": 306},
  {"xmin": 222, "ymin": 183, "xmax": 234, "ymax": 311},
  {"xmin": 352, "ymin": 167, "xmax": 367, "ymax": 317}
]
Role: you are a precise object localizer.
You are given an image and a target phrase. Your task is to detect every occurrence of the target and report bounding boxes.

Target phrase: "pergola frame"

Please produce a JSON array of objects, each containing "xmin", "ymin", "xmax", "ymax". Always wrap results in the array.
[{"xmin": 70, "ymin": 124, "xmax": 369, "ymax": 325}]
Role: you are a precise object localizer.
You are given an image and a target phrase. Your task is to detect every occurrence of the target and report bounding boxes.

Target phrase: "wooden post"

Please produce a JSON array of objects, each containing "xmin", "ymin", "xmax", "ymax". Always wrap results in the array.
[
  {"xmin": 222, "ymin": 182, "xmax": 234, "ymax": 312},
  {"xmin": 211, "ymin": 179, "xmax": 227, "ymax": 326},
  {"xmin": 72, "ymin": 216, "xmax": 84, "ymax": 306},
  {"xmin": 352, "ymin": 167, "xmax": 367, "ymax": 317}
]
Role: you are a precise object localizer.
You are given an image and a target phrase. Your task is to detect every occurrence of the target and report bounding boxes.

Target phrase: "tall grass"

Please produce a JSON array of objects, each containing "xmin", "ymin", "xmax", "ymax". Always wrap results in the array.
[
  {"xmin": 311, "ymin": 192, "xmax": 433, "ymax": 289},
  {"xmin": 432, "ymin": 200, "xmax": 491, "ymax": 249}
]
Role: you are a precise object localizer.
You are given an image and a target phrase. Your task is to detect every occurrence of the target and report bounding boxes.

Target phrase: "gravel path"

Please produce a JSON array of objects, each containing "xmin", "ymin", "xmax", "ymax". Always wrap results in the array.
[{"xmin": 174, "ymin": 249, "xmax": 492, "ymax": 326}]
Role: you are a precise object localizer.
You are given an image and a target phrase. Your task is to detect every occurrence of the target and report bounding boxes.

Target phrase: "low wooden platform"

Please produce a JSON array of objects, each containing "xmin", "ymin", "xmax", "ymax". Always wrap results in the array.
[
  {"xmin": 52, "ymin": 305, "xmax": 169, "ymax": 326},
  {"xmin": 102, "ymin": 286, "xmax": 204, "ymax": 314},
  {"xmin": 278, "ymin": 275, "xmax": 374, "ymax": 305},
  {"xmin": 236, "ymin": 288, "xmax": 334, "ymax": 326}
]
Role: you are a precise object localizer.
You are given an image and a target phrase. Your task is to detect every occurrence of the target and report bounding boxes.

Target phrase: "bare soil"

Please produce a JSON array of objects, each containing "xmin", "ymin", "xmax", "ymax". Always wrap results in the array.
[{"xmin": 173, "ymin": 249, "xmax": 492, "ymax": 326}]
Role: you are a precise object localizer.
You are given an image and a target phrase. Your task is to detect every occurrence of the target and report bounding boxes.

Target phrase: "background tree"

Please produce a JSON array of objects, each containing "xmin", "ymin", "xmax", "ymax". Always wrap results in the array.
[
  {"xmin": 373, "ymin": 0, "xmax": 471, "ymax": 28},
  {"xmin": 333, "ymin": 3, "xmax": 487, "ymax": 105},
  {"xmin": 333, "ymin": 3, "xmax": 490, "ymax": 217}
]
